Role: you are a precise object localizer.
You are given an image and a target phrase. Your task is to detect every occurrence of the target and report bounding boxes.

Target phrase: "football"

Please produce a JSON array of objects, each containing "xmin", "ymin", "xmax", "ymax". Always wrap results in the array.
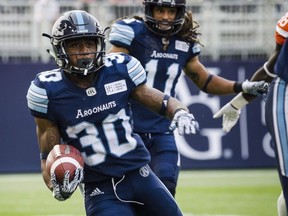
[{"xmin": 46, "ymin": 144, "xmax": 84, "ymax": 183}]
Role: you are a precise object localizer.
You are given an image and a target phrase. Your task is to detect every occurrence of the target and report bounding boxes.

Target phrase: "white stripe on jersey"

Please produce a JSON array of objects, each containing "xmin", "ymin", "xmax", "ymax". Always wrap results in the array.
[
  {"xmin": 27, "ymin": 82, "xmax": 48, "ymax": 114},
  {"xmin": 272, "ymin": 78, "xmax": 288, "ymax": 176},
  {"xmin": 109, "ymin": 23, "xmax": 135, "ymax": 46},
  {"xmin": 126, "ymin": 56, "xmax": 146, "ymax": 86}
]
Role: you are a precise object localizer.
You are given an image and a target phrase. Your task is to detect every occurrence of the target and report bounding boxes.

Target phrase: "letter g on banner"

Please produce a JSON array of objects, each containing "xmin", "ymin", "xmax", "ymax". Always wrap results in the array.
[{"xmin": 175, "ymin": 129, "xmax": 227, "ymax": 160}]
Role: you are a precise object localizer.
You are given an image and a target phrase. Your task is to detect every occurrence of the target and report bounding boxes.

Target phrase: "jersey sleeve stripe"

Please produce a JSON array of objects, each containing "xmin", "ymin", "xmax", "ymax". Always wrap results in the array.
[
  {"xmin": 132, "ymin": 68, "xmax": 146, "ymax": 85},
  {"xmin": 126, "ymin": 57, "xmax": 146, "ymax": 86},
  {"xmin": 109, "ymin": 23, "xmax": 134, "ymax": 46},
  {"xmin": 27, "ymin": 100, "xmax": 48, "ymax": 113},
  {"xmin": 29, "ymin": 81, "xmax": 48, "ymax": 96},
  {"xmin": 26, "ymin": 82, "xmax": 48, "ymax": 113}
]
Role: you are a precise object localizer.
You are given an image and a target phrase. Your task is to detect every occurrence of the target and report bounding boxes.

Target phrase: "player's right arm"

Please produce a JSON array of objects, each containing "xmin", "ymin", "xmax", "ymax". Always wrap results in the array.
[
  {"xmin": 131, "ymin": 83, "xmax": 199, "ymax": 135},
  {"xmin": 26, "ymin": 71, "xmax": 61, "ymax": 190},
  {"xmin": 35, "ymin": 117, "xmax": 83, "ymax": 201},
  {"xmin": 35, "ymin": 117, "xmax": 61, "ymax": 191}
]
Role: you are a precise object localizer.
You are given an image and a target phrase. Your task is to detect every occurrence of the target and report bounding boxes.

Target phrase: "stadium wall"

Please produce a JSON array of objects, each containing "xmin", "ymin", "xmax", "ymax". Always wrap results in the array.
[
  {"xmin": 0, "ymin": 0, "xmax": 287, "ymax": 63},
  {"xmin": 0, "ymin": 62, "xmax": 275, "ymax": 173}
]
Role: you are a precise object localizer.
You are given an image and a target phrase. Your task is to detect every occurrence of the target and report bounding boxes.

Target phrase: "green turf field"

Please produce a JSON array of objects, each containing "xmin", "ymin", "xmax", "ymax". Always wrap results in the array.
[{"xmin": 0, "ymin": 169, "xmax": 280, "ymax": 216}]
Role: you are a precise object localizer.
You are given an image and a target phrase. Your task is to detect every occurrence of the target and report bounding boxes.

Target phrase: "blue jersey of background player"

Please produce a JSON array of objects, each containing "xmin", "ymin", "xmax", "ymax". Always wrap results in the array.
[
  {"xmin": 26, "ymin": 10, "xmax": 200, "ymax": 216},
  {"xmin": 110, "ymin": 15, "xmax": 200, "ymax": 134},
  {"xmin": 109, "ymin": 0, "xmax": 268, "ymax": 197}
]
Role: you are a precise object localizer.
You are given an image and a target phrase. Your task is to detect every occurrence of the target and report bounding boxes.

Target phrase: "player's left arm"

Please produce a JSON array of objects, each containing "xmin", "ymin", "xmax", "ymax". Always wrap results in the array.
[
  {"xmin": 184, "ymin": 55, "xmax": 268, "ymax": 95},
  {"xmin": 241, "ymin": 42, "xmax": 282, "ymax": 101},
  {"xmin": 131, "ymin": 84, "xmax": 187, "ymax": 119},
  {"xmin": 184, "ymin": 56, "xmax": 236, "ymax": 95}
]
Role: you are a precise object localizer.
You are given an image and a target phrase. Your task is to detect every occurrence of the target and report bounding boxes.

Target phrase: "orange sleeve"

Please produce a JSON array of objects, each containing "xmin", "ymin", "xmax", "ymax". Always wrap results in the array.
[{"xmin": 275, "ymin": 13, "xmax": 288, "ymax": 45}]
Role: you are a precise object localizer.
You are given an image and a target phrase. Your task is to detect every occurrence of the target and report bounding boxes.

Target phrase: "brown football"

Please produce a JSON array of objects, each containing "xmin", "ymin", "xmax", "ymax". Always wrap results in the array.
[{"xmin": 46, "ymin": 144, "xmax": 84, "ymax": 183}]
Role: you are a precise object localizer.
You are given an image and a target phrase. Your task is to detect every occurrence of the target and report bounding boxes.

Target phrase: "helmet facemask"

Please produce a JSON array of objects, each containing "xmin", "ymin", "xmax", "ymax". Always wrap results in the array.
[
  {"xmin": 58, "ymin": 37, "xmax": 105, "ymax": 76},
  {"xmin": 143, "ymin": 0, "xmax": 186, "ymax": 37}
]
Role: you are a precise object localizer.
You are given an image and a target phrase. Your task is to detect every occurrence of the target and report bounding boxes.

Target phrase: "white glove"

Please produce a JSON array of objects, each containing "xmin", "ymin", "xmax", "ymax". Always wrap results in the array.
[
  {"xmin": 241, "ymin": 80, "xmax": 268, "ymax": 95},
  {"xmin": 213, "ymin": 94, "xmax": 249, "ymax": 132},
  {"xmin": 169, "ymin": 109, "xmax": 199, "ymax": 135},
  {"xmin": 51, "ymin": 167, "xmax": 84, "ymax": 201}
]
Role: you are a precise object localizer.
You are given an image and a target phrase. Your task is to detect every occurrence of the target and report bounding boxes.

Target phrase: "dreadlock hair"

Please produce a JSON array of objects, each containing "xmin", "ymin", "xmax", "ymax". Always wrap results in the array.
[
  {"xmin": 133, "ymin": 15, "xmax": 144, "ymax": 21},
  {"xmin": 178, "ymin": 11, "xmax": 203, "ymax": 46}
]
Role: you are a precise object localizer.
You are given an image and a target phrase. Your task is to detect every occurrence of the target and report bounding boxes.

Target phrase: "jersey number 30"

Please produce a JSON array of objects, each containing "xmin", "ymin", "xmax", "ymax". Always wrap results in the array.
[{"xmin": 66, "ymin": 109, "xmax": 137, "ymax": 166}]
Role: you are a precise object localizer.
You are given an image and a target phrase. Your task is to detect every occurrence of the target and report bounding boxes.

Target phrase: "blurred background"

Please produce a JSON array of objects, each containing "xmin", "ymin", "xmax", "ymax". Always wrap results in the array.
[{"xmin": 1, "ymin": 0, "xmax": 288, "ymax": 173}]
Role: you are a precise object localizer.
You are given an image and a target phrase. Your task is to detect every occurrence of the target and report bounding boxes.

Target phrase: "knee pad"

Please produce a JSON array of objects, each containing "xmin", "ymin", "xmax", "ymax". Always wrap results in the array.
[{"xmin": 153, "ymin": 163, "xmax": 179, "ymax": 180}]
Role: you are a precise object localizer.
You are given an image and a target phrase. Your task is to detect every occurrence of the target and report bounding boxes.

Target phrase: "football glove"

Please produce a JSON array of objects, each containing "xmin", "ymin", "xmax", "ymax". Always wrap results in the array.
[
  {"xmin": 169, "ymin": 109, "xmax": 199, "ymax": 135},
  {"xmin": 241, "ymin": 80, "xmax": 268, "ymax": 96},
  {"xmin": 51, "ymin": 167, "xmax": 84, "ymax": 201},
  {"xmin": 213, "ymin": 93, "xmax": 249, "ymax": 132}
]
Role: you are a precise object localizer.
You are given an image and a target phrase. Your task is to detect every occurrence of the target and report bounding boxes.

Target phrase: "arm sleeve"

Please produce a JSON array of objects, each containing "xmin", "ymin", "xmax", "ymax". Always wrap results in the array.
[
  {"xmin": 125, "ymin": 55, "xmax": 147, "ymax": 87},
  {"xmin": 26, "ymin": 79, "xmax": 49, "ymax": 119}
]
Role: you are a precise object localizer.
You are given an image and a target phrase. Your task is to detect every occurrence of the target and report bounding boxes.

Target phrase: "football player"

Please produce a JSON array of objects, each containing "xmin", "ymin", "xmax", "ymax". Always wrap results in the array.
[
  {"xmin": 213, "ymin": 12, "xmax": 288, "ymax": 216},
  {"xmin": 108, "ymin": 0, "xmax": 268, "ymax": 197},
  {"xmin": 27, "ymin": 9, "xmax": 201, "ymax": 216}
]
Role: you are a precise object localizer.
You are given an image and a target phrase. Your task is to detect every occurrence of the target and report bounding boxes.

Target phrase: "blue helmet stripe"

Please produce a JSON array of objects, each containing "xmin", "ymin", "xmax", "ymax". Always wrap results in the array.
[{"xmin": 75, "ymin": 11, "xmax": 85, "ymax": 31}]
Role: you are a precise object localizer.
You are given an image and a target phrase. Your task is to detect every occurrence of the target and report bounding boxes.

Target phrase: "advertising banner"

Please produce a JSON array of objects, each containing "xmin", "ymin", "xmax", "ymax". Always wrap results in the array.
[{"xmin": 175, "ymin": 61, "xmax": 275, "ymax": 169}]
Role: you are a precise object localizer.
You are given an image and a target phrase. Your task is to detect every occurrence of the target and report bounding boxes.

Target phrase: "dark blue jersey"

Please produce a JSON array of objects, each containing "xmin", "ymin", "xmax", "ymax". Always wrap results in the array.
[
  {"xmin": 27, "ymin": 53, "xmax": 150, "ymax": 182},
  {"xmin": 109, "ymin": 18, "xmax": 201, "ymax": 133}
]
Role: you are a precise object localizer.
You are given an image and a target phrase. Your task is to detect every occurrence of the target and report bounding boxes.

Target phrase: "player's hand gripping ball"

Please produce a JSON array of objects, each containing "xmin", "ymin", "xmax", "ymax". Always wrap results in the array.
[
  {"xmin": 46, "ymin": 144, "xmax": 84, "ymax": 201},
  {"xmin": 46, "ymin": 144, "xmax": 84, "ymax": 183}
]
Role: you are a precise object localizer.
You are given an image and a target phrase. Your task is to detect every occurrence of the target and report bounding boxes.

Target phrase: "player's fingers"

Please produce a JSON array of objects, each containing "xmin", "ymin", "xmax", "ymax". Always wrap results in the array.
[
  {"xmin": 223, "ymin": 124, "xmax": 231, "ymax": 133},
  {"xmin": 51, "ymin": 173, "xmax": 59, "ymax": 184},
  {"xmin": 222, "ymin": 116, "xmax": 236, "ymax": 133},
  {"xmin": 213, "ymin": 110, "xmax": 223, "ymax": 118},
  {"xmin": 63, "ymin": 170, "xmax": 70, "ymax": 185},
  {"xmin": 169, "ymin": 120, "xmax": 177, "ymax": 131},
  {"xmin": 74, "ymin": 168, "xmax": 83, "ymax": 181}
]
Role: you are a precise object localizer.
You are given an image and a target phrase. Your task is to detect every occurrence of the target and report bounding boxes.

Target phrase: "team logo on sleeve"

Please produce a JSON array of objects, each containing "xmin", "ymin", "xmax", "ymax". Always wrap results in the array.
[{"xmin": 104, "ymin": 80, "xmax": 127, "ymax": 95}]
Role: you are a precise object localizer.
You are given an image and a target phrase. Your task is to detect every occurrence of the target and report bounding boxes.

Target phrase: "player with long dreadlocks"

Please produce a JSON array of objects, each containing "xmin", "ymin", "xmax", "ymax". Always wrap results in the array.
[{"xmin": 108, "ymin": 0, "xmax": 268, "ymax": 197}]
